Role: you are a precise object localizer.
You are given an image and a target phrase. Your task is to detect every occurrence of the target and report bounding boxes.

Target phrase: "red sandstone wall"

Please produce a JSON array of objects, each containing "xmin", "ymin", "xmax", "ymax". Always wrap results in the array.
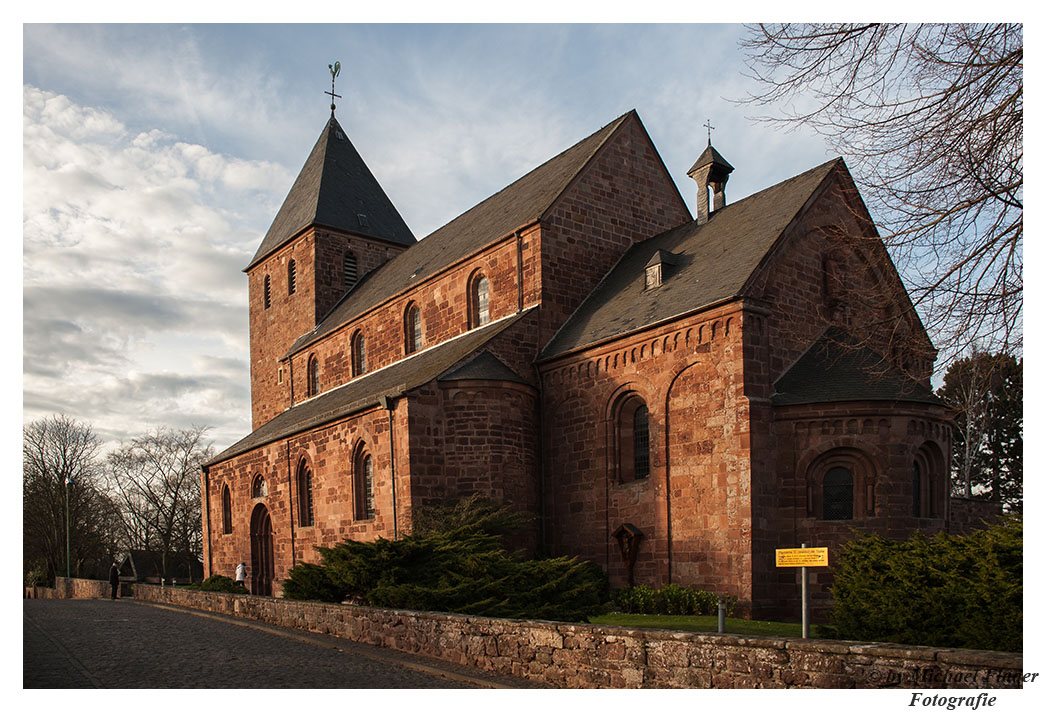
[
  {"xmin": 247, "ymin": 228, "xmax": 405, "ymax": 428},
  {"xmin": 743, "ymin": 171, "xmax": 934, "ymax": 387},
  {"xmin": 539, "ymin": 114, "xmax": 691, "ymax": 347},
  {"xmin": 540, "ymin": 303, "xmax": 753, "ymax": 606},
  {"xmin": 405, "ymin": 378, "xmax": 540, "ymax": 550},
  {"xmin": 764, "ymin": 404, "xmax": 952, "ymax": 619},
  {"xmin": 204, "ymin": 401, "xmax": 410, "ymax": 596},
  {"xmin": 738, "ymin": 173, "xmax": 950, "ymax": 617},
  {"xmin": 288, "ymin": 225, "xmax": 542, "ymax": 406}
]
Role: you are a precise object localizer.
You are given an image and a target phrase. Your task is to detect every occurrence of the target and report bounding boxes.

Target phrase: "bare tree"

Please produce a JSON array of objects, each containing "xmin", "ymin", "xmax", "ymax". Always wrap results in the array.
[
  {"xmin": 937, "ymin": 351, "xmax": 1022, "ymax": 511},
  {"xmin": 741, "ymin": 24, "xmax": 1022, "ymax": 365},
  {"xmin": 23, "ymin": 415, "xmax": 122, "ymax": 584},
  {"xmin": 106, "ymin": 425, "xmax": 213, "ymax": 580}
]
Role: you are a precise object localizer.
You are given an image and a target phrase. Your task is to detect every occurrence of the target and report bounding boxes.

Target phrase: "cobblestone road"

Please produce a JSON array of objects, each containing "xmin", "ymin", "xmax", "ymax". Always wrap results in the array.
[{"xmin": 24, "ymin": 599, "xmax": 543, "ymax": 689}]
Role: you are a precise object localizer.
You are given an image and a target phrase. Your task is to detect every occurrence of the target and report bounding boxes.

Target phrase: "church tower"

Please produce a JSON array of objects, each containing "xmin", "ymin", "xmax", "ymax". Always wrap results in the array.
[{"xmin": 245, "ymin": 115, "xmax": 415, "ymax": 428}]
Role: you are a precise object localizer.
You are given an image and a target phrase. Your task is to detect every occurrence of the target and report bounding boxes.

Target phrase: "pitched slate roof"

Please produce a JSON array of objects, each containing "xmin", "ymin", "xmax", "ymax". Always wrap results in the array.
[
  {"xmin": 245, "ymin": 116, "xmax": 415, "ymax": 272},
  {"xmin": 206, "ymin": 310, "xmax": 533, "ymax": 466},
  {"xmin": 772, "ymin": 328, "xmax": 939, "ymax": 406},
  {"xmin": 286, "ymin": 111, "xmax": 638, "ymax": 357},
  {"xmin": 540, "ymin": 158, "xmax": 843, "ymax": 360}
]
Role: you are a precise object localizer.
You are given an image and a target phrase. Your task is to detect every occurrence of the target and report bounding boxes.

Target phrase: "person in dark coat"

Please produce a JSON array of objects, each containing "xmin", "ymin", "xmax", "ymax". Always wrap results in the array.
[{"xmin": 109, "ymin": 561, "xmax": 120, "ymax": 599}]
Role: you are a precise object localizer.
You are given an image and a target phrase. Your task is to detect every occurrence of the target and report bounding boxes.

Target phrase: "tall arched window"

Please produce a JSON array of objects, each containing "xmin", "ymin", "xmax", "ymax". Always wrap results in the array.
[
  {"xmin": 297, "ymin": 459, "xmax": 314, "ymax": 527},
  {"xmin": 405, "ymin": 304, "xmax": 422, "ymax": 354},
  {"xmin": 615, "ymin": 393, "xmax": 650, "ymax": 482},
  {"xmin": 633, "ymin": 405, "xmax": 650, "ymax": 479},
  {"xmin": 470, "ymin": 273, "xmax": 490, "ymax": 328},
  {"xmin": 823, "ymin": 467, "xmax": 854, "ymax": 520},
  {"xmin": 344, "ymin": 250, "xmax": 358, "ymax": 289},
  {"xmin": 221, "ymin": 484, "xmax": 232, "ymax": 534},
  {"xmin": 263, "ymin": 275, "xmax": 272, "ymax": 309},
  {"xmin": 912, "ymin": 461, "xmax": 923, "ymax": 517},
  {"xmin": 354, "ymin": 447, "xmax": 375, "ymax": 520},
  {"xmin": 288, "ymin": 259, "xmax": 297, "ymax": 295},
  {"xmin": 913, "ymin": 443, "xmax": 944, "ymax": 518},
  {"xmin": 307, "ymin": 355, "xmax": 320, "ymax": 396},
  {"xmin": 352, "ymin": 332, "xmax": 367, "ymax": 376}
]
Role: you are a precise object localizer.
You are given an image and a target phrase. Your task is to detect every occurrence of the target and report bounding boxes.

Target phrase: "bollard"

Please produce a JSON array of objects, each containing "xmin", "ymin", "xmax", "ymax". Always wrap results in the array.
[{"xmin": 717, "ymin": 597, "xmax": 726, "ymax": 633}]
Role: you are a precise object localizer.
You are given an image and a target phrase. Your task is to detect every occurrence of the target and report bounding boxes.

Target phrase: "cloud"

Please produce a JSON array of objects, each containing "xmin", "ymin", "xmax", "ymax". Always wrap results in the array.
[{"xmin": 23, "ymin": 85, "xmax": 278, "ymax": 452}]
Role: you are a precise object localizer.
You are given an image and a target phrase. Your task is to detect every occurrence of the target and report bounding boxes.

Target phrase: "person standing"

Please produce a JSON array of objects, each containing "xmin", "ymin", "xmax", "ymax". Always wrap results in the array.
[
  {"xmin": 109, "ymin": 561, "xmax": 120, "ymax": 600},
  {"xmin": 235, "ymin": 562, "xmax": 247, "ymax": 589}
]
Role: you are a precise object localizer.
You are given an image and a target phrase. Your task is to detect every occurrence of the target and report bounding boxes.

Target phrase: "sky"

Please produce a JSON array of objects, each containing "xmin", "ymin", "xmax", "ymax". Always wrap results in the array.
[{"xmin": 21, "ymin": 21, "xmax": 843, "ymax": 455}]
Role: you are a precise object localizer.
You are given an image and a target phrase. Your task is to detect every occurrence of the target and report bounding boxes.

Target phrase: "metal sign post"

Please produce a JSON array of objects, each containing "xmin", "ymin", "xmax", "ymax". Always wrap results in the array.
[
  {"xmin": 801, "ymin": 543, "xmax": 809, "ymax": 638},
  {"xmin": 775, "ymin": 544, "xmax": 829, "ymax": 639}
]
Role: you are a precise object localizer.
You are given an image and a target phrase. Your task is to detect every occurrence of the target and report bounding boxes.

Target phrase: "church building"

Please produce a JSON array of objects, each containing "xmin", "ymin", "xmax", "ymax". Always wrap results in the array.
[{"xmin": 201, "ymin": 106, "xmax": 994, "ymax": 617}]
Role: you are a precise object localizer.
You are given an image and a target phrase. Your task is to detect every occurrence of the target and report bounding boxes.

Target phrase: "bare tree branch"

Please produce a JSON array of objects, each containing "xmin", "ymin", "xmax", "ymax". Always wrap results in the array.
[{"xmin": 740, "ymin": 23, "xmax": 1022, "ymax": 364}]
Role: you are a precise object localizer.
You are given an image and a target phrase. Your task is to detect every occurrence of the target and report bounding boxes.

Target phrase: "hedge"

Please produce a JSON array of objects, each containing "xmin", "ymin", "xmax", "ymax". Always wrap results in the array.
[{"xmin": 829, "ymin": 516, "xmax": 1021, "ymax": 652}]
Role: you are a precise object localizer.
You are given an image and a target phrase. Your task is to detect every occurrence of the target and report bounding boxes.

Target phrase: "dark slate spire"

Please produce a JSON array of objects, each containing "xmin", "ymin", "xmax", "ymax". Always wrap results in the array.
[{"xmin": 245, "ymin": 116, "xmax": 415, "ymax": 271}]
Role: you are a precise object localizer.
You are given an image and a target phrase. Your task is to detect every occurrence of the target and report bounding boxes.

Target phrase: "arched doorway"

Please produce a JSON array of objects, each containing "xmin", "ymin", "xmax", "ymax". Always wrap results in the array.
[{"xmin": 250, "ymin": 503, "xmax": 274, "ymax": 596}]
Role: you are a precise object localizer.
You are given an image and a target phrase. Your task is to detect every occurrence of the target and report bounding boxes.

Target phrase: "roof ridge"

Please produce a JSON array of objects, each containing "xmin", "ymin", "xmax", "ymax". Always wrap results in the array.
[{"xmin": 288, "ymin": 111, "xmax": 641, "ymax": 356}]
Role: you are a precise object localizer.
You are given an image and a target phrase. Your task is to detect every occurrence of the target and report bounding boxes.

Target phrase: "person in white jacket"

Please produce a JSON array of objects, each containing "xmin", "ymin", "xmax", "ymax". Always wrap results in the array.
[{"xmin": 235, "ymin": 562, "xmax": 247, "ymax": 589}]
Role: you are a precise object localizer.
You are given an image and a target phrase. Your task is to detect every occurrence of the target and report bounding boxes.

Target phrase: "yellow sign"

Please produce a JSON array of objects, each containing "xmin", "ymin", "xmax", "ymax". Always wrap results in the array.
[{"xmin": 776, "ymin": 547, "xmax": 829, "ymax": 568}]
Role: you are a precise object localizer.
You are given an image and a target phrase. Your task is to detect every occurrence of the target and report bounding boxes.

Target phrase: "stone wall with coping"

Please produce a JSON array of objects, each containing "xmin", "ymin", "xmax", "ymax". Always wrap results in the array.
[
  {"xmin": 133, "ymin": 584, "xmax": 1022, "ymax": 689},
  {"xmin": 27, "ymin": 577, "xmax": 113, "ymax": 599}
]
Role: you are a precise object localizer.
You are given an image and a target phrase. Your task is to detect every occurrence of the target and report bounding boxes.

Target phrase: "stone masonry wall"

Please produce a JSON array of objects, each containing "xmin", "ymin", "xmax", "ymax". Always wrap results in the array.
[
  {"xmin": 539, "ymin": 113, "xmax": 692, "ymax": 348},
  {"xmin": 948, "ymin": 498, "xmax": 1004, "ymax": 534},
  {"xmin": 133, "ymin": 585, "xmax": 1023, "ymax": 689},
  {"xmin": 288, "ymin": 225, "xmax": 541, "ymax": 408},
  {"xmin": 28, "ymin": 577, "xmax": 111, "ymax": 599},
  {"xmin": 540, "ymin": 302, "xmax": 752, "ymax": 608},
  {"xmin": 204, "ymin": 401, "xmax": 409, "ymax": 597}
]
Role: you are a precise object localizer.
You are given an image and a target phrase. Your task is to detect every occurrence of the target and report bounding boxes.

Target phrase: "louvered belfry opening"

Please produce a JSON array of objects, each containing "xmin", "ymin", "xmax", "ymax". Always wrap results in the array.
[{"xmin": 344, "ymin": 250, "xmax": 358, "ymax": 289}]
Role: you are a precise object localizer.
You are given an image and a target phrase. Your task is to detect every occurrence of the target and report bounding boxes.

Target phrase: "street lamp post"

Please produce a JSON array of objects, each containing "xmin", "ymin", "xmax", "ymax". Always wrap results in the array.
[{"xmin": 65, "ymin": 477, "xmax": 72, "ymax": 579}]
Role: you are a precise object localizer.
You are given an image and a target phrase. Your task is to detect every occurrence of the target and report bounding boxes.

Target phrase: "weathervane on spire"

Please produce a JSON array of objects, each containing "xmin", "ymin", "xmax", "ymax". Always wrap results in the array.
[
  {"xmin": 703, "ymin": 119, "xmax": 715, "ymax": 146},
  {"xmin": 326, "ymin": 61, "xmax": 342, "ymax": 116}
]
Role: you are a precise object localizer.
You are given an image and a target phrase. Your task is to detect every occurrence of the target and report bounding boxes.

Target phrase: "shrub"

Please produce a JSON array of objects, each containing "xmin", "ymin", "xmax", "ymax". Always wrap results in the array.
[
  {"xmin": 185, "ymin": 574, "xmax": 249, "ymax": 594},
  {"xmin": 280, "ymin": 562, "xmax": 344, "ymax": 602},
  {"xmin": 829, "ymin": 516, "xmax": 1021, "ymax": 652},
  {"xmin": 611, "ymin": 583, "xmax": 736, "ymax": 616},
  {"xmin": 283, "ymin": 498, "xmax": 608, "ymax": 621}
]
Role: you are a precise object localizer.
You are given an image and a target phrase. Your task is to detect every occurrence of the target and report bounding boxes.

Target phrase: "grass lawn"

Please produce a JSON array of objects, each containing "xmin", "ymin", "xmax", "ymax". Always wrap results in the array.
[{"xmin": 589, "ymin": 613, "xmax": 805, "ymax": 638}]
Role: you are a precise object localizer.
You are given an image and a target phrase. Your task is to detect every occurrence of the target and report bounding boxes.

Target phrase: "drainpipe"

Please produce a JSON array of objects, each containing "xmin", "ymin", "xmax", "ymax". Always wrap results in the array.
[
  {"xmin": 286, "ymin": 441, "xmax": 296, "ymax": 567},
  {"xmin": 535, "ymin": 371, "xmax": 547, "ymax": 555},
  {"xmin": 286, "ymin": 358, "xmax": 296, "ymax": 566},
  {"xmin": 515, "ymin": 229, "xmax": 524, "ymax": 313},
  {"xmin": 379, "ymin": 395, "xmax": 398, "ymax": 539},
  {"xmin": 202, "ymin": 466, "xmax": 212, "ymax": 578}
]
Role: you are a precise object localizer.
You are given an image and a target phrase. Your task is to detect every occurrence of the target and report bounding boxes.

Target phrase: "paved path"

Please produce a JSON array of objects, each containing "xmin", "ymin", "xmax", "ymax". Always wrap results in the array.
[{"xmin": 24, "ymin": 598, "xmax": 543, "ymax": 689}]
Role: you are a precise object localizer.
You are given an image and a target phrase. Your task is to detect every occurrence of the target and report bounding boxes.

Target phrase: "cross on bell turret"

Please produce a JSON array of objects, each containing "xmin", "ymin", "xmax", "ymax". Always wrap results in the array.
[{"xmin": 687, "ymin": 121, "xmax": 733, "ymax": 224}]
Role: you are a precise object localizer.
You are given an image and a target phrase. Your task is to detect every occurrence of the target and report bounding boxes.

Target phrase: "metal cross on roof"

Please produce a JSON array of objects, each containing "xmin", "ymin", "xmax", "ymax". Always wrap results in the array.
[
  {"xmin": 703, "ymin": 119, "xmax": 715, "ymax": 145},
  {"xmin": 326, "ymin": 61, "xmax": 342, "ymax": 115}
]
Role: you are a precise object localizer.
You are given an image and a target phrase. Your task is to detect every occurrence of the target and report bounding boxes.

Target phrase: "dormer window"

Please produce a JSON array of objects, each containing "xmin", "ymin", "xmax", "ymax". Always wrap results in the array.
[
  {"xmin": 644, "ymin": 250, "xmax": 677, "ymax": 290},
  {"xmin": 645, "ymin": 264, "xmax": 662, "ymax": 290}
]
